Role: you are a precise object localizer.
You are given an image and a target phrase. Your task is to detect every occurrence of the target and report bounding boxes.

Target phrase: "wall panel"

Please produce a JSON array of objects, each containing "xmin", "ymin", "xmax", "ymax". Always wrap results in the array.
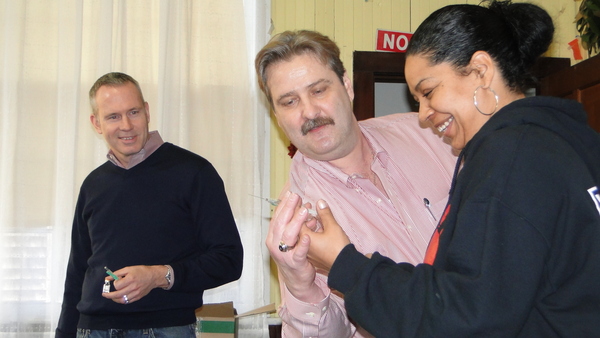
[
  {"xmin": 335, "ymin": 0, "xmax": 355, "ymax": 73},
  {"xmin": 537, "ymin": 1, "xmax": 578, "ymax": 59},
  {"xmin": 316, "ymin": 0, "xmax": 336, "ymax": 36},
  {"xmin": 390, "ymin": 1, "xmax": 411, "ymax": 32}
]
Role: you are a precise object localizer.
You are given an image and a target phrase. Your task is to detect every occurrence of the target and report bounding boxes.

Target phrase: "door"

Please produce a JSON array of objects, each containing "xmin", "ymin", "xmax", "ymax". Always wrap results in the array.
[{"xmin": 539, "ymin": 54, "xmax": 600, "ymax": 132}]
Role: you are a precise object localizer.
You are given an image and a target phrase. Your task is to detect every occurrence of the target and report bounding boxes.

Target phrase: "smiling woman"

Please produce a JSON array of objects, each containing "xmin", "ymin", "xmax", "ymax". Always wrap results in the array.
[{"xmin": 405, "ymin": 52, "xmax": 513, "ymax": 151}]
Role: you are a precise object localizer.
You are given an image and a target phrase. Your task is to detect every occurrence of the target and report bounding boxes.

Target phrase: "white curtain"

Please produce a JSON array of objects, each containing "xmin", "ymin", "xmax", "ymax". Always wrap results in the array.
[{"xmin": 0, "ymin": 0, "xmax": 272, "ymax": 336}]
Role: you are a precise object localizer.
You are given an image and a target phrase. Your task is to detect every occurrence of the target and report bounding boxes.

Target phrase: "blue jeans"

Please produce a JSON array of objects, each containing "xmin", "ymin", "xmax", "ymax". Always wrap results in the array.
[{"xmin": 76, "ymin": 323, "xmax": 196, "ymax": 338}]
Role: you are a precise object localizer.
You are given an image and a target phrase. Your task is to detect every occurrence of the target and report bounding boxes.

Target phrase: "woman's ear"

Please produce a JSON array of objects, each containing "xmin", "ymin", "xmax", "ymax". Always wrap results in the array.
[{"xmin": 470, "ymin": 51, "xmax": 496, "ymax": 87}]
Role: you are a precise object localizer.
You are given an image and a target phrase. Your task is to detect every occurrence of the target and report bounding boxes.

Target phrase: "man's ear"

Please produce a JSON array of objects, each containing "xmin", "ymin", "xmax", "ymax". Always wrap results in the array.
[
  {"xmin": 144, "ymin": 102, "xmax": 150, "ymax": 123},
  {"xmin": 343, "ymin": 72, "xmax": 354, "ymax": 101},
  {"xmin": 269, "ymin": 107, "xmax": 282, "ymax": 128},
  {"xmin": 90, "ymin": 114, "xmax": 102, "ymax": 134},
  {"xmin": 470, "ymin": 51, "xmax": 496, "ymax": 88}
]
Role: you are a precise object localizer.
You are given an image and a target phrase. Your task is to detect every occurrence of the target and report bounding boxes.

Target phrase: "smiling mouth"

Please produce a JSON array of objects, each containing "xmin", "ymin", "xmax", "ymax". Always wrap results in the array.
[
  {"xmin": 437, "ymin": 117, "xmax": 454, "ymax": 133},
  {"xmin": 120, "ymin": 136, "xmax": 135, "ymax": 141}
]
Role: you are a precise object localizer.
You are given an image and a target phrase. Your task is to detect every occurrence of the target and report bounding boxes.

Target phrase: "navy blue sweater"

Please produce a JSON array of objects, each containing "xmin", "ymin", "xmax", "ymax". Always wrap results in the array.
[
  {"xmin": 329, "ymin": 96, "xmax": 600, "ymax": 337},
  {"xmin": 56, "ymin": 143, "xmax": 243, "ymax": 336}
]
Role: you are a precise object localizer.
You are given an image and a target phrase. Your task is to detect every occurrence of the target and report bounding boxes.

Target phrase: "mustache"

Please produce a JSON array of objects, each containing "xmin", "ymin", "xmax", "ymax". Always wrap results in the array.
[{"xmin": 301, "ymin": 117, "xmax": 335, "ymax": 135}]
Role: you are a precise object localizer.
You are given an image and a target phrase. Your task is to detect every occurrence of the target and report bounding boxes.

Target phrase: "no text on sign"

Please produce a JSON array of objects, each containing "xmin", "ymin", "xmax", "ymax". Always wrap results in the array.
[{"xmin": 376, "ymin": 29, "xmax": 413, "ymax": 53}]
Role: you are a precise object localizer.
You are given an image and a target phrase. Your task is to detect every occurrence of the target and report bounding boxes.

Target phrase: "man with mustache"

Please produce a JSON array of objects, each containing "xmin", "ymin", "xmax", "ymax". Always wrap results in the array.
[{"xmin": 255, "ymin": 30, "xmax": 456, "ymax": 337}]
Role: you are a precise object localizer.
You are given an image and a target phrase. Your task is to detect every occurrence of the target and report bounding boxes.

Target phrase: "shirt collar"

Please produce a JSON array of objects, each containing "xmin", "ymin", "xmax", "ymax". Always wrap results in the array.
[
  {"xmin": 359, "ymin": 123, "xmax": 388, "ymax": 166},
  {"xmin": 107, "ymin": 130, "xmax": 164, "ymax": 169}
]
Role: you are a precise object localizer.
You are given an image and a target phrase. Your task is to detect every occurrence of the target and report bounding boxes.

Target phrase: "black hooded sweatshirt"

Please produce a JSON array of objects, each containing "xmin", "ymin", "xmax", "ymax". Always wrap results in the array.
[{"xmin": 328, "ymin": 96, "xmax": 600, "ymax": 337}]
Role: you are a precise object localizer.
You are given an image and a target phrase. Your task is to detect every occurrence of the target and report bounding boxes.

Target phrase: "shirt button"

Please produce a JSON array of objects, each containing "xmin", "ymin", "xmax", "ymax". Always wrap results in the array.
[
  {"xmin": 376, "ymin": 198, "xmax": 382, "ymax": 203},
  {"xmin": 322, "ymin": 306, "xmax": 327, "ymax": 311}
]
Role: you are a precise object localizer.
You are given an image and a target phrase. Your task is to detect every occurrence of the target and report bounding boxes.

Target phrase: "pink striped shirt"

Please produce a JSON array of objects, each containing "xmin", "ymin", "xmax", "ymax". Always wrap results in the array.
[{"xmin": 279, "ymin": 113, "xmax": 457, "ymax": 337}]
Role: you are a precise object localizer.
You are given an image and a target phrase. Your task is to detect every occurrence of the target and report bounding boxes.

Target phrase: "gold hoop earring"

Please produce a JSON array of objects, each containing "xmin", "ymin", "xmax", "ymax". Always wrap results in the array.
[{"xmin": 473, "ymin": 86, "xmax": 499, "ymax": 116}]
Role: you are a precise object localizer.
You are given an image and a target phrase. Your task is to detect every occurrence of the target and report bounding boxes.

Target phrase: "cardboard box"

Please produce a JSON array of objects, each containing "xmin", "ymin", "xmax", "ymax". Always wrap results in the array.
[{"xmin": 196, "ymin": 302, "xmax": 276, "ymax": 338}]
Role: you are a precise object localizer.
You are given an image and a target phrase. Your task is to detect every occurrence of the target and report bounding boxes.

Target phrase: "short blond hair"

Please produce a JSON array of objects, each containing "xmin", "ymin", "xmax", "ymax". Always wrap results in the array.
[{"xmin": 89, "ymin": 72, "xmax": 145, "ymax": 116}]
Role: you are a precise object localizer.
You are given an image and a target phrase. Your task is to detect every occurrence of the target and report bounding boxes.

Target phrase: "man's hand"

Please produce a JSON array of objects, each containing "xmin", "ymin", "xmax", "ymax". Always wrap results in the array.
[
  {"xmin": 266, "ymin": 191, "xmax": 324, "ymax": 302},
  {"xmin": 102, "ymin": 265, "xmax": 168, "ymax": 305},
  {"xmin": 303, "ymin": 200, "xmax": 351, "ymax": 271}
]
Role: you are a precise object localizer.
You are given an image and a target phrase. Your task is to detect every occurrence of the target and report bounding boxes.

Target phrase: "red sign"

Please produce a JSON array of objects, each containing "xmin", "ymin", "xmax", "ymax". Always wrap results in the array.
[{"xmin": 376, "ymin": 29, "xmax": 413, "ymax": 53}]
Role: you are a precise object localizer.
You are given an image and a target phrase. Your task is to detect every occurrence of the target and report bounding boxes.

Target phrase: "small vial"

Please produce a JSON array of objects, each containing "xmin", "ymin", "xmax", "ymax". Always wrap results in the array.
[{"xmin": 102, "ymin": 280, "xmax": 110, "ymax": 293}]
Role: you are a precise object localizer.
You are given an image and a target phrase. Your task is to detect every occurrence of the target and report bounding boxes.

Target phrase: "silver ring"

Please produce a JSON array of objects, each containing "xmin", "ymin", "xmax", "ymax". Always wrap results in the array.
[
  {"xmin": 123, "ymin": 294, "xmax": 129, "ymax": 304},
  {"xmin": 278, "ymin": 241, "xmax": 294, "ymax": 252}
]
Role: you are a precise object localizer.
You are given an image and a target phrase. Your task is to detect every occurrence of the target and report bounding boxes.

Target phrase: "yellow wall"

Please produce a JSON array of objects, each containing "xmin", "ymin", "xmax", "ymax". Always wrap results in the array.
[{"xmin": 267, "ymin": 0, "xmax": 581, "ymax": 305}]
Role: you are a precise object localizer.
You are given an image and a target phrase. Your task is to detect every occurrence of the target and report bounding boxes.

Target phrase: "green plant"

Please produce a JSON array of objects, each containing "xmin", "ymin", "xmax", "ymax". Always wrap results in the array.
[{"xmin": 575, "ymin": 0, "xmax": 600, "ymax": 56}]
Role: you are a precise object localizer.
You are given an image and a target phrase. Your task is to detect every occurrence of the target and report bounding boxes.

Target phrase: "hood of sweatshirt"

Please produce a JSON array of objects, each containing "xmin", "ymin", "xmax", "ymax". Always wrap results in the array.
[{"xmin": 461, "ymin": 96, "xmax": 600, "ymax": 185}]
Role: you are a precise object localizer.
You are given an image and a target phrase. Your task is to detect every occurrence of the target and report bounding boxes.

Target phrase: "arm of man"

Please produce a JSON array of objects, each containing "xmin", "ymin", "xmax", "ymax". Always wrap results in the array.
[
  {"xmin": 55, "ymin": 194, "xmax": 93, "ymax": 338},
  {"xmin": 105, "ymin": 162, "xmax": 243, "ymax": 303},
  {"xmin": 278, "ymin": 273, "xmax": 355, "ymax": 337},
  {"xmin": 165, "ymin": 162, "xmax": 244, "ymax": 292},
  {"xmin": 268, "ymin": 192, "xmax": 354, "ymax": 337}
]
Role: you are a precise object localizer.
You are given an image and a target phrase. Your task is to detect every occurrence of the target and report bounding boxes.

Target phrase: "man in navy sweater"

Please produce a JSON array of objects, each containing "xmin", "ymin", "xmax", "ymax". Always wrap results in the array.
[{"xmin": 56, "ymin": 72, "xmax": 243, "ymax": 337}]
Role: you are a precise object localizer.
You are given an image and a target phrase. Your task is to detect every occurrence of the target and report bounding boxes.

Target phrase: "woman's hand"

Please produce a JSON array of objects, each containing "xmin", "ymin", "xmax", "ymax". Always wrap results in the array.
[{"xmin": 302, "ymin": 200, "xmax": 351, "ymax": 272}]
